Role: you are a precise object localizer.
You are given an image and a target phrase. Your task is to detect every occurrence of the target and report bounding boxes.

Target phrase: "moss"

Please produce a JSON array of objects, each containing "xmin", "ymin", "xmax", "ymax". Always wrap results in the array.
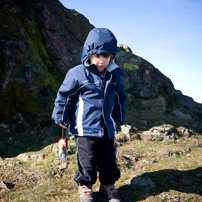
[
  {"xmin": 130, "ymin": 58, "xmax": 139, "ymax": 63},
  {"xmin": 132, "ymin": 64, "xmax": 139, "ymax": 70},
  {"xmin": 26, "ymin": 98, "xmax": 43, "ymax": 114},
  {"xmin": 71, "ymin": 9, "xmax": 79, "ymax": 16},
  {"xmin": 116, "ymin": 50, "xmax": 126, "ymax": 58},
  {"xmin": 138, "ymin": 57, "xmax": 143, "ymax": 62},
  {"xmin": 27, "ymin": 33, "xmax": 51, "ymax": 68},
  {"xmin": 123, "ymin": 63, "xmax": 139, "ymax": 71},
  {"xmin": 44, "ymin": 72, "xmax": 60, "ymax": 92}
]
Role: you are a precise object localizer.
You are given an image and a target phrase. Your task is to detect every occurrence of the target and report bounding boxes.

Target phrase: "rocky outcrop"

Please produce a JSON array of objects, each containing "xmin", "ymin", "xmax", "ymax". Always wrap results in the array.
[
  {"xmin": 0, "ymin": 0, "xmax": 201, "ymax": 138},
  {"xmin": 117, "ymin": 45, "xmax": 202, "ymax": 131},
  {"xmin": 0, "ymin": 0, "xmax": 93, "ymax": 134}
]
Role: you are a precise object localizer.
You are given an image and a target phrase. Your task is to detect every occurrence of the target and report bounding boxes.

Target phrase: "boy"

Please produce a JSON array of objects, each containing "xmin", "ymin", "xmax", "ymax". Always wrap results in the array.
[{"xmin": 52, "ymin": 28, "xmax": 126, "ymax": 202}]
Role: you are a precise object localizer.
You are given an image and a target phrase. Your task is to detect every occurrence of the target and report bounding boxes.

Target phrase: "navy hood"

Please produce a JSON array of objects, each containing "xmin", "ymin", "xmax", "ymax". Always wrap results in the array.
[{"xmin": 81, "ymin": 28, "xmax": 117, "ymax": 64}]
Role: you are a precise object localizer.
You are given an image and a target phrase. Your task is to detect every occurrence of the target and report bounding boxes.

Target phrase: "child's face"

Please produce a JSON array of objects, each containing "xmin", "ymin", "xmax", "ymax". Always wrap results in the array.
[{"xmin": 89, "ymin": 54, "xmax": 111, "ymax": 72}]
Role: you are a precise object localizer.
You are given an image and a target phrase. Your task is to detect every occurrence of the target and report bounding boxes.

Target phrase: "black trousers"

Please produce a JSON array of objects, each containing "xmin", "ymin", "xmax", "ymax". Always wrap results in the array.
[{"xmin": 74, "ymin": 135, "xmax": 120, "ymax": 186}]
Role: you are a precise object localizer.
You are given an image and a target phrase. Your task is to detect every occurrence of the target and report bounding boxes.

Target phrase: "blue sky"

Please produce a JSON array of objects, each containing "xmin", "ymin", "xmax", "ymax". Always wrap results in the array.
[{"xmin": 59, "ymin": 0, "xmax": 202, "ymax": 104}]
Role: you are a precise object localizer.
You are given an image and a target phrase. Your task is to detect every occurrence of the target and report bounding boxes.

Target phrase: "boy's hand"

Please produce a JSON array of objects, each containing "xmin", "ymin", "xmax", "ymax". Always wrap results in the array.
[{"xmin": 58, "ymin": 123, "xmax": 68, "ymax": 129}]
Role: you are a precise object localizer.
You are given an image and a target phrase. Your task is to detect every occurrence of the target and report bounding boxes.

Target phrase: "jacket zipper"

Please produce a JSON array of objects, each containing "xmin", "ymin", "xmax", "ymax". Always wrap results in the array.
[{"xmin": 102, "ymin": 72, "xmax": 115, "ymax": 137}]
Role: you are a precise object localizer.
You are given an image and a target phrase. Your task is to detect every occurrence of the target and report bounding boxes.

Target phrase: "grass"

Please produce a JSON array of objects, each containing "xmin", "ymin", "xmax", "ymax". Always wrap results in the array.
[{"xmin": 1, "ymin": 129, "xmax": 202, "ymax": 202}]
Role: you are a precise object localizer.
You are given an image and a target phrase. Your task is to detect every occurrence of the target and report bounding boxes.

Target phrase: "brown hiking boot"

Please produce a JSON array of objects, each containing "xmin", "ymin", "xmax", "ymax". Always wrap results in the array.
[
  {"xmin": 78, "ymin": 185, "xmax": 94, "ymax": 202},
  {"xmin": 99, "ymin": 184, "xmax": 122, "ymax": 202}
]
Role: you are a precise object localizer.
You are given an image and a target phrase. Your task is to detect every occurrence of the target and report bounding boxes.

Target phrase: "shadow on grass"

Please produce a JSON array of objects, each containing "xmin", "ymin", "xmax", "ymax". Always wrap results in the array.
[
  {"xmin": 118, "ymin": 167, "xmax": 202, "ymax": 202},
  {"xmin": 0, "ymin": 124, "xmax": 61, "ymax": 158}
]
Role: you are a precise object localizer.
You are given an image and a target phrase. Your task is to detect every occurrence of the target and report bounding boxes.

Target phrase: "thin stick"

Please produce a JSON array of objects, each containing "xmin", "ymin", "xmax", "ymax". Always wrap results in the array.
[{"xmin": 62, "ymin": 127, "xmax": 64, "ymax": 139}]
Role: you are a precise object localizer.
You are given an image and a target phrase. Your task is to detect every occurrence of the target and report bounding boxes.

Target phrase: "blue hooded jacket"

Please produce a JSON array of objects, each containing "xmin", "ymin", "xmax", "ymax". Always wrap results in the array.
[{"xmin": 51, "ymin": 28, "xmax": 126, "ymax": 138}]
